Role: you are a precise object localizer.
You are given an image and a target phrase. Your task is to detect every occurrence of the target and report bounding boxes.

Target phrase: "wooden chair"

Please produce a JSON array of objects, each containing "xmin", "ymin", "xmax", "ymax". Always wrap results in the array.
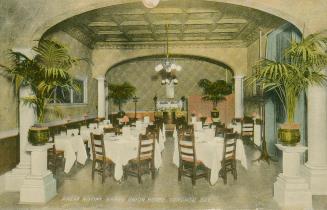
[
  {"xmin": 146, "ymin": 124, "xmax": 157, "ymax": 134},
  {"xmin": 47, "ymin": 144, "xmax": 64, "ymax": 175},
  {"xmin": 241, "ymin": 117, "xmax": 254, "ymax": 141},
  {"xmin": 177, "ymin": 131, "xmax": 210, "ymax": 186},
  {"xmin": 90, "ymin": 133, "xmax": 114, "ymax": 183},
  {"xmin": 124, "ymin": 133, "xmax": 156, "ymax": 184},
  {"xmin": 66, "ymin": 123, "xmax": 81, "ymax": 135},
  {"xmin": 103, "ymin": 127, "xmax": 116, "ymax": 135},
  {"xmin": 213, "ymin": 121, "xmax": 225, "ymax": 128},
  {"xmin": 219, "ymin": 132, "xmax": 237, "ymax": 184}
]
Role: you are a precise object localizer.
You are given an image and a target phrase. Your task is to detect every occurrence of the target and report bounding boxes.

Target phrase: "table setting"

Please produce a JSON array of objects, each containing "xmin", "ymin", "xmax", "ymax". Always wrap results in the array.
[
  {"xmin": 54, "ymin": 133, "xmax": 88, "ymax": 173},
  {"xmin": 172, "ymin": 126, "xmax": 248, "ymax": 185}
]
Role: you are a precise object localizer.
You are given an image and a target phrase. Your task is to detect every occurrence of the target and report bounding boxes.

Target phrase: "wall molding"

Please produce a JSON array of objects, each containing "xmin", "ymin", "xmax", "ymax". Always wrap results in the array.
[
  {"xmin": 95, "ymin": 40, "xmax": 247, "ymax": 49},
  {"xmin": 0, "ymin": 129, "xmax": 19, "ymax": 140}
]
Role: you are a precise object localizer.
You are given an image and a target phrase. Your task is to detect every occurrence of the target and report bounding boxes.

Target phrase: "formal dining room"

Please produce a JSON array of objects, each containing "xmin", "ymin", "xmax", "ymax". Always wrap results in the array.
[{"xmin": 1, "ymin": 0, "xmax": 327, "ymax": 209}]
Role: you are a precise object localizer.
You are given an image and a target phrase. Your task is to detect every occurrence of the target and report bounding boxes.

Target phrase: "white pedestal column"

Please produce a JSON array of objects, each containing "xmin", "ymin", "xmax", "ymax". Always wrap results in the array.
[
  {"xmin": 234, "ymin": 75, "xmax": 244, "ymax": 119},
  {"xmin": 302, "ymin": 85, "xmax": 327, "ymax": 195},
  {"xmin": 274, "ymin": 144, "xmax": 312, "ymax": 209},
  {"xmin": 105, "ymin": 82, "xmax": 109, "ymax": 120},
  {"xmin": 20, "ymin": 144, "xmax": 56, "ymax": 204},
  {"xmin": 97, "ymin": 76, "xmax": 106, "ymax": 119},
  {"xmin": 5, "ymin": 87, "xmax": 35, "ymax": 191}
]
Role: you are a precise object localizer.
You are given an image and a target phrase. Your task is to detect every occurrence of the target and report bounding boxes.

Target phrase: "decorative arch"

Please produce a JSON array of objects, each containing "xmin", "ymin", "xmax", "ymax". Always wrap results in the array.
[{"xmin": 105, "ymin": 54, "xmax": 235, "ymax": 77}]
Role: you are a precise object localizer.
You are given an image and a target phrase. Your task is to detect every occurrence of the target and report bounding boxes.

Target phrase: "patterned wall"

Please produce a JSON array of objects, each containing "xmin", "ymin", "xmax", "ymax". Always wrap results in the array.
[{"xmin": 107, "ymin": 57, "xmax": 233, "ymax": 113}]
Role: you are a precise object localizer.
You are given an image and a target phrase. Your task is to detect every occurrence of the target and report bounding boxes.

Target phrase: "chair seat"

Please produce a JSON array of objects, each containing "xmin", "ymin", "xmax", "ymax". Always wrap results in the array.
[
  {"xmin": 95, "ymin": 155, "xmax": 113, "ymax": 163},
  {"xmin": 55, "ymin": 150, "xmax": 64, "ymax": 156},
  {"xmin": 129, "ymin": 156, "xmax": 152, "ymax": 162},
  {"xmin": 181, "ymin": 157, "xmax": 203, "ymax": 165}
]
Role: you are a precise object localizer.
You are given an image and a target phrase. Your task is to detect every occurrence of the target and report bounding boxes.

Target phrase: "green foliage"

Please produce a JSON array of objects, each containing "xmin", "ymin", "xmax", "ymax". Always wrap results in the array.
[
  {"xmin": 249, "ymin": 32, "xmax": 327, "ymax": 123},
  {"xmin": 198, "ymin": 79, "xmax": 233, "ymax": 108},
  {"xmin": 108, "ymin": 82, "xmax": 136, "ymax": 112},
  {"xmin": 1, "ymin": 39, "xmax": 83, "ymax": 123}
]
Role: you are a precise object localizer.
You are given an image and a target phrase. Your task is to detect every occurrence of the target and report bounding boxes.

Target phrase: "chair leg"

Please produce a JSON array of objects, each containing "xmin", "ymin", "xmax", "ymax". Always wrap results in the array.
[
  {"xmin": 138, "ymin": 166, "xmax": 141, "ymax": 184},
  {"xmin": 138, "ymin": 175, "xmax": 142, "ymax": 184},
  {"xmin": 223, "ymin": 172, "xmax": 227, "ymax": 185},
  {"xmin": 178, "ymin": 167, "xmax": 182, "ymax": 181},
  {"xmin": 91, "ymin": 161, "xmax": 95, "ymax": 180},
  {"xmin": 151, "ymin": 166, "xmax": 155, "ymax": 180},
  {"xmin": 102, "ymin": 162, "xmax": 106, "ymax": 184},
  {"xmin": 192, "ymin": 167, "xmax": 196, "ymax": 186},
  {"xmin": 123, "ymin": 166, "xmax": 128, "ymax": 180},
  {"xmin": 233, "ymin": 162, "xmax": 237, "ymax": 180}
]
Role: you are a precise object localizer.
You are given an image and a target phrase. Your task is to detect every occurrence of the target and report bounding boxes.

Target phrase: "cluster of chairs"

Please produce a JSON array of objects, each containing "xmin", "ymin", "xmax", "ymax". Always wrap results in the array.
[
  {"xmin": 176, "ymin": 122, "xmax": 238, "ymax": 185},
  {"xmin": 90, "ymin": 123, "xmax": 161, "ymax": 184},
  {"xmin": 46, "ymin": 119, "xmax": 117, "ymax": 176}
]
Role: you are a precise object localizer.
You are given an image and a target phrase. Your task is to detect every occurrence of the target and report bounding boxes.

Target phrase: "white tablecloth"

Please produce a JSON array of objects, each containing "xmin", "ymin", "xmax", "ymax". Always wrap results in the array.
[
  {"xmin": 158, "ymin": 128, "xmax": 166, "ymax": 152},
  {"xmin": 104, "ymin": 135, "xmax": 162, "ymax": 181},
  {"xmin": 228, "ymin": 122, "xmax": 261, "ymax": 146},
  {"xmin": 173, "ymin": 128, "xmax": 248, "ymax": 185},
  {"xmin": 55, "ymin": 135, "xmax": 88, "ymax": 173}
]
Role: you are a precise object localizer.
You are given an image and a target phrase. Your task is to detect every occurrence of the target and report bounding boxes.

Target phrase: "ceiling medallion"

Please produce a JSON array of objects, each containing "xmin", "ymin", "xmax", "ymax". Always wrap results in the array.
[{"xmin": 142, "ymin": 0, "xmax": 160, "ymax": 8}]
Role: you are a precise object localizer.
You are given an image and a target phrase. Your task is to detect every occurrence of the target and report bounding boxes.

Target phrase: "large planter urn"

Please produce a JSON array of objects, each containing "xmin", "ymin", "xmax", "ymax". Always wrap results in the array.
[
  {"xmin": 211, "ymin": 109, "xmax": 220, "ymax": 123},
  {"xmin": 278, "ymin": 123, "xmax": 300, "ymax": 146},
  {"xmin": 28, "ymin": 126, "xmax": 49, "ymax": 146},
  {"xmin": 211, "ymin": 109, "xmax": 219, "ymax": 118}
]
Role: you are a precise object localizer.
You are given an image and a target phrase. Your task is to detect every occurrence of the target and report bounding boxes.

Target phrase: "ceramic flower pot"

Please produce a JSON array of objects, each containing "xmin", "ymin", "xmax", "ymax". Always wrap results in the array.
[
  {"xmin": 211, "ymin": 109, "xmax": 219, "ymax": 118},
  {"xmin": 278, "ymin": 123, "xmax": 300, "ymax": 146},
  {"xmin": 28, "ymin": 126, "xmax": 49, "ymax": 146}
]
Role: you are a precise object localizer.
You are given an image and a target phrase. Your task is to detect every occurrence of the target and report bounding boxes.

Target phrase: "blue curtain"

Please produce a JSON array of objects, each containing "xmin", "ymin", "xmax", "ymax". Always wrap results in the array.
[{"xmin": 265, "ymin": 23, "xmax": 302, "ymax": 158}]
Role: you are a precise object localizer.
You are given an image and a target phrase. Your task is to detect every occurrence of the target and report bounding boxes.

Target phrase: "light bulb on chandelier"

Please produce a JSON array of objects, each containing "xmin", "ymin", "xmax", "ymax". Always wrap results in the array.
[
  {"xmin": 154, "ymin": 24, "xmax": 182, "ymax": 85},
  {"xmin": 142, "ymin": 0, "xmax": 160, "ymax": 8}
]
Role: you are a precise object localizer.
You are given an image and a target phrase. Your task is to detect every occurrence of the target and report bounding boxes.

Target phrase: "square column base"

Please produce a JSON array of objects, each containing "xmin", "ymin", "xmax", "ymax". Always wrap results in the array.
[
  {"xmin": 20, "ymin": 171, "xmax": 56, "ymax": 204},
  {"xmin": 302, "ymin": 164, "xmax": 327, "ymax": 195},
  {"xmin": 5, "ymin": 163, "xmax": 31, "ymax": 192},
  {"xmin": 274, "ymin": 174, "xmax": 312, "ymax": 209}
]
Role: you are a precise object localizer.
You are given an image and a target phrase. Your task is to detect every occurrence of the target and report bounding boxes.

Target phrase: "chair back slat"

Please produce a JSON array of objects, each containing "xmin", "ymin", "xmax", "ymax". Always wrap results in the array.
[
  {"xmin": 91, "ymin": 133, "xmax": 106, "ymax": 161},
  {"xmin": 138, "ymin": 133, "xmax": 155, "ymax": 161},
  {"xmin": 178, "ymin": 129, "xmax": 196, "ymax": 164},
  {"xmin": 223, "ymin": 133, "xmax": 237, "ymax": 160},
  {"xmin": 241, "ymin": 117, "xmax": 254, "ymax": 137}
]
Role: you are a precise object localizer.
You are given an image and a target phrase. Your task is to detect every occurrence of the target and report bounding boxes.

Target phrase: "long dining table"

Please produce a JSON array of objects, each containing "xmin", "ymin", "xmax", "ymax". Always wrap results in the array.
[{"xmin": 173, "ymin": 127, "xmax": 248, "ymax": 185}]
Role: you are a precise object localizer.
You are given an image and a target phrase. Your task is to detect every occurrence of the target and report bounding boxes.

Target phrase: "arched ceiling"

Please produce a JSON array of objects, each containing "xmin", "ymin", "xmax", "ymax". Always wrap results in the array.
[{"xmin": 46, "ymin": 0, "xmax": 285, "ymax": 48}]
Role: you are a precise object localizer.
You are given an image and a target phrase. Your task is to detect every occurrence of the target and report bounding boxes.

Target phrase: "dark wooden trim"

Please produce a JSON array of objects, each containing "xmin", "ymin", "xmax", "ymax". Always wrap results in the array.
[{"xmin": 0, "ymin": 135, "xmax": 19, "ymax": 175}]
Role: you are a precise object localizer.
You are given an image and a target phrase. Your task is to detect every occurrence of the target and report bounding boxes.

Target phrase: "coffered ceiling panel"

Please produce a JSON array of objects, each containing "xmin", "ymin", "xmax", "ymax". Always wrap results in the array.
[{"xmin": 49, "ymin": 0, "xmax": 285, "ymax": 48}]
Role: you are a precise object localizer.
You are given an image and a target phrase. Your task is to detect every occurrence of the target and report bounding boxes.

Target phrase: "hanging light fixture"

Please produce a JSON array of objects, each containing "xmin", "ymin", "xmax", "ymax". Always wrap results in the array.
[
  {"xmin": 142, "ymin": 0, "xmax": 160, "ymax": 8},
  {"xmin": 155, "ymin": 25, "xmax": 182, "ymax": 85}
]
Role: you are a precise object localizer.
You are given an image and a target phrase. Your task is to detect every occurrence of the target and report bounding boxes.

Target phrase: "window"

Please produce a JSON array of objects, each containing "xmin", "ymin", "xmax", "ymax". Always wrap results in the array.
[{"xmin": 51, "ymin": 78, "xmax": 87, "ymax": 104}]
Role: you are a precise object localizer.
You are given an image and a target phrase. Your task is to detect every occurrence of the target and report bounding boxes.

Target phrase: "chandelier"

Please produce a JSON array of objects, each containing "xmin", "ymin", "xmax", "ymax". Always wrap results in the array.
[
  {"xmin": 154, "ymin": 25, "xmax": 182, "ymax": 85},
  {"xmin": 142, "ymin": 0, "xmax": 160, "ymax": 8}
]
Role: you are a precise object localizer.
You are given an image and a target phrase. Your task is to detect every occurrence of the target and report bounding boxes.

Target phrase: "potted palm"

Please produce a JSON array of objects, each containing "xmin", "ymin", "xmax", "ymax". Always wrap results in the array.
[
  {"xmin": 198, "ymin": 79, "xmax": 233, "ymax": 120},
  {"xmin": 1, "ymin": 39, "xmax": 81, "ymax": 145},
  {"xmin": 251, "ymin": 33, "xmax": 327, "ymax": 145},
  {"xmin": 108, "ymin": 82, "xmax": 136, "ymax": 118}
]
